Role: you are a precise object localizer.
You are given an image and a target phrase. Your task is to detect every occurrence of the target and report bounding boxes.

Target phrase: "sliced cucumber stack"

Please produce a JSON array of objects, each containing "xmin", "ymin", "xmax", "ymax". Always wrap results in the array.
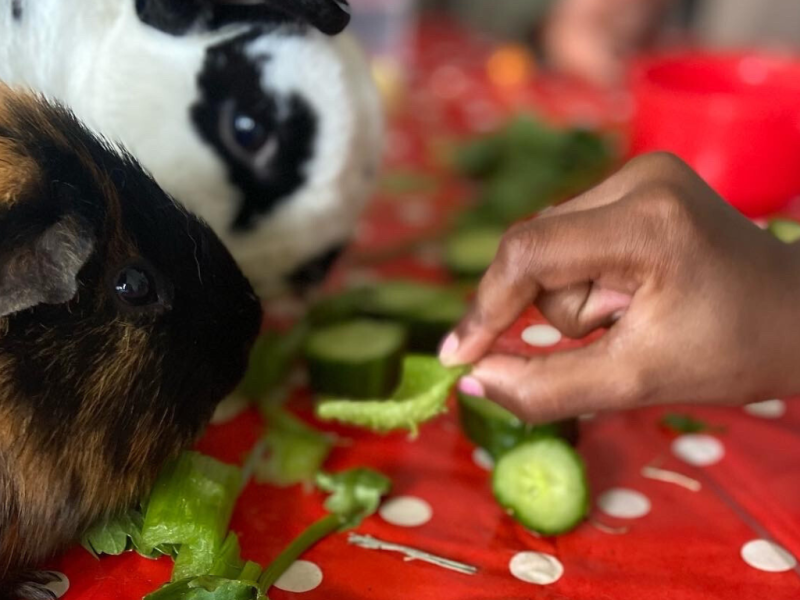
[
  {"xmin": 492, "ymin": 437, "xmax": 589, "ymax": 535},
  {"xmin": 444, "ymin": 227, "xmax": 504, "ymax": 279},
  {"xmin": 305, "ymin": 319, "xmax": 406, "ymax": 399},
  {"xmin": 458, "ymin": 393, "xmax": 578, "ymax": 459}
]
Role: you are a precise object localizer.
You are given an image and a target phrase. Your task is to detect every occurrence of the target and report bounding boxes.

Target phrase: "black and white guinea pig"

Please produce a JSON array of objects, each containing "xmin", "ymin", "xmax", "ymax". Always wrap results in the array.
[
  {"xmin": 0, "ymin": 85, "xmax": 262, "ymax": 599},
  {"xmin": 0, "ymin": 0, "xmax": 384, "ymax": 298}
]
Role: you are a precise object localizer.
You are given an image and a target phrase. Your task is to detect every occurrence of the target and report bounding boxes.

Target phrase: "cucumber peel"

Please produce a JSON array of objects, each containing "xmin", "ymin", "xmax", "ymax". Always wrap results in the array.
[
  {"xmin": 315, "ymin": 355, "xmax": 469, "ymax": 435},
  {"xmin": 458, "ymin": 393, "xmax": 575, "ymax": 459},
  {"xmin": 305, "ymin": 319, "xmax": 407, "ymax": 399}
]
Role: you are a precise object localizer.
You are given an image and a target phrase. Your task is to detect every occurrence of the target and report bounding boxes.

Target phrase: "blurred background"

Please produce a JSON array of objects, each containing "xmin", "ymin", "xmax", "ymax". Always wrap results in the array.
[{"xmin": 343, "ymin": 0, "xmax": 800, "ymax": 221}]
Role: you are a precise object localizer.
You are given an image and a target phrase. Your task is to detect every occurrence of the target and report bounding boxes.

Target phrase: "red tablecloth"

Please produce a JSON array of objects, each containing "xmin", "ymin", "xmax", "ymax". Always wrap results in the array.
[{"xmin": 48, "ymin": 21, "xmax": 800, "ymax": 600}]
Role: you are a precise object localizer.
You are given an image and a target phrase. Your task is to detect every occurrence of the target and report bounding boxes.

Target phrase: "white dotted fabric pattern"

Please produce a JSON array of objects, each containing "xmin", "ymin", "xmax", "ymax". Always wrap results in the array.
[
  {"xmin": 509, "ymin": 551, "xmax": 564, "ymax": 585},
  {"xmin": 740, "ymin": 540, "xmax": 797, "ymax": 573},
  {"xmin": 274, "ymin": 560, "xmax": 324, "ymax": 593},
  {"xmin": 597, "ymin": 488, "xmax": 652, "ymax": 519},
  {"xmin": 671, "ymin": 434, "xmax": 725, "ymax": 466},
  {"xmin": 379, "ymin": 496, "xmax": 434, "ymax": 527},
  {"xmin": 520, "ymin": 324, "xmax": 562, "ymax": 347}
]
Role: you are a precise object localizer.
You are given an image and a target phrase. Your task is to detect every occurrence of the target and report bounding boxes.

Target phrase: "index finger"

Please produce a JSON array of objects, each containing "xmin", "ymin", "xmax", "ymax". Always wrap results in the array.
[{"xmin": 440, "ymin": 195, "xmax": 648, "ymax": 366}]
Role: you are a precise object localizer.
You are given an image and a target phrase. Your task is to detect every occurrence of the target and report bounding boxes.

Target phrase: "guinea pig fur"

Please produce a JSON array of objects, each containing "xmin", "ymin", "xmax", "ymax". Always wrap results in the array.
[
  {"xmin": 0, "ymin": 0, "xmax": 385, "ymax": 299},
  {"xmin": 0, "ymin": 85, "xmax": 262, "ymax": 599}
]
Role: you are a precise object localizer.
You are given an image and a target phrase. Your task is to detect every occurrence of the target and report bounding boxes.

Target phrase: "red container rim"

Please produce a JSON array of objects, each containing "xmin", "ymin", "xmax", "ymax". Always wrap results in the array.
[{"xmin": 630, "ymin": 48, "xmax": 800, "ymax": 113}]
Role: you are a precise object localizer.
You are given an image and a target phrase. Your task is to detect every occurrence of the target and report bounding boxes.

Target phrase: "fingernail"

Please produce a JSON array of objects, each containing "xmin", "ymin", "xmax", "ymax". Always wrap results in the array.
[
  {"xmin": 438, "ymin": 332, "xmax": 460, "ymax": 365},
  {"xmin": 458, "ymin": 376, "xmax": 486, "ymax": 398}
]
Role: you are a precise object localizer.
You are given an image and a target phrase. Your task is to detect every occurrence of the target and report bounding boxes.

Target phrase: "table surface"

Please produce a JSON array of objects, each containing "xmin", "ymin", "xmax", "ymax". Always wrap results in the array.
[{"xmin": 49, "ymin": 20, "xmax": 800, "ymax": 600}]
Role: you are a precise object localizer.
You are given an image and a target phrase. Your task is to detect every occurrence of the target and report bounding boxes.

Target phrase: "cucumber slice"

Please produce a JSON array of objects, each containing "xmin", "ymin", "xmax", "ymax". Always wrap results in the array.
[
  {"xmin": 768, "ymin": 218, "xmax": 800, "ymax": 243},
  {"xmin": 305, "ymin": 319, "xmax": 406, "ymax": 399},
  {"xmin": 458, "ymin": 393, "xmax": 579, "ymax": 458},
  {"xmin": 444, "ymin": 227, "xmax": 503, "ymax": 279},
  {"xmin": 352, "ymin": 281, "xmax": 468, "ymax": 353},
  {"xmin": 492, "ymin": 438, "xmax": 589, "ymax": 535}
]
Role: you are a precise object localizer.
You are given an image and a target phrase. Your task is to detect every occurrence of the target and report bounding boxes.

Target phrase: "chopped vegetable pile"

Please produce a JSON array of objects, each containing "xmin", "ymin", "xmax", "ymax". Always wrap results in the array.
[{"xmin": 81, "ymin": 115, "xmax": 608, "ymax": 597}]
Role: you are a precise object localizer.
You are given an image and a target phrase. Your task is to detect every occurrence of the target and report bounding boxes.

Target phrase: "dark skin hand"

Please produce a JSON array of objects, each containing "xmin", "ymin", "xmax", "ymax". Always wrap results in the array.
[{"xmin": 440, "ymin": 152, "xmax": 800, "ymax": 422}]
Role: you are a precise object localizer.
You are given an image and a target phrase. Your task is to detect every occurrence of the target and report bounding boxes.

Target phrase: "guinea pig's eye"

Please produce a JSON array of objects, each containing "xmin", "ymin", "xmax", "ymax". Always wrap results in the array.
[
  {"xmin": 232, "ymin": 112, "xmax": 268, "ymax": 153},
  {"xmin": 219, "ymin": 99, "xmax": 278, "ymax": 175},
  {"xmin": 114, "ymin": 266, "xmax": 159, "ymax": 307}
]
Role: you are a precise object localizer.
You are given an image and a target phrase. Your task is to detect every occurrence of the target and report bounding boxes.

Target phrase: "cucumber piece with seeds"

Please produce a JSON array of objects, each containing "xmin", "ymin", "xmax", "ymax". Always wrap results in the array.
[
  {"xmin": 492, "ymin": 437, "xmax": 589, "ymax": 535},
  {"xmin": 305, "ymin": 319, "xmax": 406, "ymax": 399}
]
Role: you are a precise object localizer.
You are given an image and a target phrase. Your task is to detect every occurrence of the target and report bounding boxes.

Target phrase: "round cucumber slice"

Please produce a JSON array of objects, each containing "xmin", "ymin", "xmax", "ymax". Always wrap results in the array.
[
  {"xmin": 444, "ymin": 227, "xmax": 503, "ymax": 279},
  {"xmin": 492, "ymin": 438, "xmax": 589, "ymax": 535},
  {"xmin": 305, "ymin": 319, "xmax": 407, "ymax": 399}
]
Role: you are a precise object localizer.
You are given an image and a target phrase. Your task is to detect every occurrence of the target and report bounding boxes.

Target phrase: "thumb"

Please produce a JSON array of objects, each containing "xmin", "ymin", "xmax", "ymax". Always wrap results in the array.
[{"xmin": 461, "ymin": 339, "xmax": 641, "ymax": 423}]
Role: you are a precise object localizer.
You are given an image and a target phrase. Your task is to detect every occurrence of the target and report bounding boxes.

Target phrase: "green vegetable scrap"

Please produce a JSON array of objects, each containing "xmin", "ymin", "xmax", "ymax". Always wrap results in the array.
[
  {"xmin": 81, "ymin": 508, "xmax": 173, "ymax": 560},
  {"xmin": 143, "ymin": 576, "xmax": 262, "ymax": 600},
  {"xmin": 316, "ymin": 355, "xmax": 469, "ymax": 435},
  {"xmin": 238, "ymin": 322, "xmax": 310, "ymax": 399},
  {"xmin": 257, "ymin": 468, "xmax": 391, "ymax": 596},
  {"xmin": 141, "ymin": 452, "xmax": 241, "ymax": 581},
  {"xmin": 316, "ymin": 468, "xmax": 392, "ymax": 529},
  {"xmin": 661, "ymin": 413, "xmax": 725, "ymax": 435},
  {"xmin": 458, "ymin": 392, "xmax": 578, "ymax": 459},
  {"xmin": 453, "ymin": 113, "xmax": 614, "ymax": 229},
  {"xmin": 255, "ymin": 408, "xmax": 335, "ymax": 487},
  {"xmin": 144, "ymin": 533, "xmax": 265, "ymax": 600},
  {"xmin": 767, "ymin": 218, "xmax": 800, "ymax": 244}
]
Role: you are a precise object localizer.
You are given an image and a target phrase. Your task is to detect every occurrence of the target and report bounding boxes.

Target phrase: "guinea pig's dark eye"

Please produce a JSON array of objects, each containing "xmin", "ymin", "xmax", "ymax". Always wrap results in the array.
[
  {"xmin": 232, "ymin": 112, "xmax": 268, "ymax": 153},
  {"xmin": 114, "ymin": 267, "xmax": 159, "ymax": 307},
  {"xmin": 219, "ymin": 99, "xmax": 278, "ymax": 175}
]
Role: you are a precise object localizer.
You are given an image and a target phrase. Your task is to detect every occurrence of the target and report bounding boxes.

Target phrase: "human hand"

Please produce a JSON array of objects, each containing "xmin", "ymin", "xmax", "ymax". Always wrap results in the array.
[
  {"xmin": 440, "ymin": 153, "xmax": 800, "ymax": 422},
  {"xmin": 543, "ymin": 0, "xmax": 674, "ymax": 87}
]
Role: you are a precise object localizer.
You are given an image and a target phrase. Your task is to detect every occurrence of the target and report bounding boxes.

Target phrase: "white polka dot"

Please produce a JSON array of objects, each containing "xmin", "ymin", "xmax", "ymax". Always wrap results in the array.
[
  {"xmin": 672, "ymin": 434, "xmax": 725, "ymax": 466},
  {"xmin": 741, "ymin": 540, "xmax": 797, "ymax": 573},
  {"xmin": 509, "ymin": 551, "xmax": 564, "ymax": 585},
  {"xmin": 472, "ymin": 447, "xmax": 494, "ymax": 470},
  {"xmin": 379, "ymin": 496, "xmax": 433, "ymax": 527},
  {"xmin": 744, "ymin": 399, "xmax": 786, "ymax": 419},
  {"xmin": 521, "ymin": 325, "xmax": 562, "ymax": 347},
  {"xmin": 578, "ymin": 413, "xmax": 596, "ymax": 421},
  {"xmin": 597, "ymin": 488, "xmax": 651, "ymax": 519},
  {"xmin": 274, "ymin": 560, "xmax": 323, "ymax": 593}
]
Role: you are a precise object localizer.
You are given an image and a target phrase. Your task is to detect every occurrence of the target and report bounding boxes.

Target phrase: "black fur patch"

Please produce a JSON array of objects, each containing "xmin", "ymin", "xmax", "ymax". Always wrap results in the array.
[
  {"xmin": 11, "ymin": 0, "xmax": 21, "ymax": 21},
  {"xmin": 288, "ymin": 244, "xmax": 345, "ymax": 294},
  {"xmin": 134, "ymin": 0, "xmax": 349, "ymax": 36},
  {"xmin": 191, "ymin": 30, "xmax": 317, "ymax": 232},
  {"xmin": 0, "ymin": 94, "xmax": 262, "ymax": 470},
  {"xmin": 135, "ymin": 0, "xmax": 209, "ymax": 36}
]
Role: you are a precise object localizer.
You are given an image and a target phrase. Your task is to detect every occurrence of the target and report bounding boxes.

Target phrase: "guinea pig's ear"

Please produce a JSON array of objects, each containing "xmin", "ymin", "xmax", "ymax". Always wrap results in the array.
[
  {"xmin": 250, "ymin": 0, "xmax": 351, "ymax": 35},
  {"xmin": 135, "ymin": 0, "xmax": 213, "ymax": 35},
  {"xmin": 0, "ymin": 212, "xmax": 94, "ymax": 317}
]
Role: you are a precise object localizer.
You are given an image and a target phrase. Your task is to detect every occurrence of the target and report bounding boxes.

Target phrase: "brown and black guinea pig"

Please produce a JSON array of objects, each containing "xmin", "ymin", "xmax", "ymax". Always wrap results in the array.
[{"xmin": 0, "ymin": 85, "xmax": 262, "ymax": 599}]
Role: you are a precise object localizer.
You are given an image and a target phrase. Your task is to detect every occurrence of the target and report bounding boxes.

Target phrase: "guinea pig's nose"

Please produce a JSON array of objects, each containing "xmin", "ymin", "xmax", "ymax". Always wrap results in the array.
[{"xmin": 287, "ymin": 245, "xmax": 345, "ymax": 296}]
